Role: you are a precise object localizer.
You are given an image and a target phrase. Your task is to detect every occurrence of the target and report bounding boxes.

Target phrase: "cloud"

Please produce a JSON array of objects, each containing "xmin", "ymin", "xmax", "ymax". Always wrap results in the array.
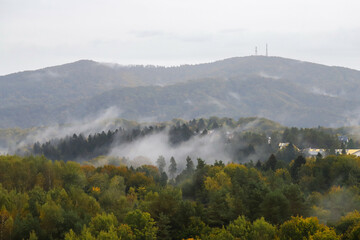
[
  {"xmin": 109, "ymin": 128, "xmax": 231, "ymax": 172},
  {"xmin": 0, "ymin": 147, "xmax": 7, "ymax": 155},
  {"xmin": 208, "ymin": 96, "xmax": 226, "ymax": 109},
  {"xmin": 28, "ymin": 70, "xmax": 62, "ymax": 82},
  {"xmin": 15, "ymin": 107, "xmax": 123, "ymax": 150},
  {"xmin": 310, "ymin": 87, "xmax": 337, "ymax": 98},
  {"xmin": 229, "ymin": 92, "xmax": 241, "ymax": 101},
  {"xmin": 258, "ymin": 72, "xmax": 280, "ymax": 80}
]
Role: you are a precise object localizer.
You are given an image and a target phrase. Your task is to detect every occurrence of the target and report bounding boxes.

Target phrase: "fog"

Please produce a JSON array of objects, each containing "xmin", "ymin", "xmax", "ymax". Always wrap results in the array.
[
  {"xmin": 109, "ymin": 128, "xmax": 231, "ymax": 172},
  {"xmin": 2, "ymin": 105, "xmax": 274, "ymax": 170},
  {"xmin": 311, "ymin": 186, "xmax": 360, "ymax": 224},
  {"xmin": 5, "ymin": 107, "xmax": 123, "ymax": 154},
  {"xmin": 257, "ymin": 72, "xmax": 280, "ymax": 80},
  {"xmin": 0, "ymin": 147, "xmax": 7, "ymax": 156},
  {"xmin": 310, "ymin": 87, "xmax": 338, "ymax": 98}
]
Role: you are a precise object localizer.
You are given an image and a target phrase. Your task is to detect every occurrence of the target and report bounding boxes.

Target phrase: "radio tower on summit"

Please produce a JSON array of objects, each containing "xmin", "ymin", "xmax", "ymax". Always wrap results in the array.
[{"xmin": 266, "ymin": 43, "xmax": 268, "ymax": 56}]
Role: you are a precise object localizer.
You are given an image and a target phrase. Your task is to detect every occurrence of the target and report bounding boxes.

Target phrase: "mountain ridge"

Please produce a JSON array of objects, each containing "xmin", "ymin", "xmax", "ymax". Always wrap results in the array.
[
  {"xmin": 1, "ymin": 56, "xmax": 360, "ymax": 128},
  {"xmin": 2, "ymin": 56, "xmax": 359, "ymax": 77}
]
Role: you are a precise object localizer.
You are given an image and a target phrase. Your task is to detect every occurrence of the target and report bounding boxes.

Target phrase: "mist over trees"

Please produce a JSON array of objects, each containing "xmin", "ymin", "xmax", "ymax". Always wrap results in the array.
[
  {"xmin": 2, "ymin": 117, "xmax": 360, "ymax": 239},
  {"xmin": 23, "ymin": 117, "xmax": 358, "ymax": 167}
]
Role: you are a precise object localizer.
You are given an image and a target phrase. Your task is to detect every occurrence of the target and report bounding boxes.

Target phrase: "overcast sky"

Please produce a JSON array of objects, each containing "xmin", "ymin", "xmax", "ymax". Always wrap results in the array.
[{"xmin": 1, "ymin": 0, "xmax": 359, "ymax": 75}]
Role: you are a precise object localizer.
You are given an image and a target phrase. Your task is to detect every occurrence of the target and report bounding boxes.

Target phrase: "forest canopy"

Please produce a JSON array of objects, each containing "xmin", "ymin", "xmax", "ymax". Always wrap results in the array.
[{"xmin": 0, "ymin": 153, "xmax": 360, "ymax": 240}]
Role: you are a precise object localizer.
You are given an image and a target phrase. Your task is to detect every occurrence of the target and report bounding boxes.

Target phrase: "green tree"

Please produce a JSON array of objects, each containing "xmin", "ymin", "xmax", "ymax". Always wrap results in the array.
[
  {"xmin": 156, "ymin": 156, "xmax": 166, "ymax": 173},
  {"xmin": 185, "ymin": 156, "xmax": 195, "ymax": 174},
  {"xmin": 250, "ymin": 217, "xmax": 276, "ymax": 240},
  {"xmin": 290, "ymin": 155, "xmax": 306, "ymax": 182},
  {"xmin": 156, "ymin": 213, "xmax": 171, "ymax": 240},
  {"xmin": 227, "ymin": 215, "xmax": 251, "ymax": 239},
  {"xmin": 28, "ymin": 230, "xmax": 38, "ymax": 240},
  {"xmin": 88, "ymin": 213, "xmax": 118, "ymax": 237},
  {"xmin": 264, "ymin": 154, "xmax": 277, "ymax": 171},
  {"xmin": 39, "ymin": 200, "xmax": 65, "ymax": 239},
  {"xmin": 0, "ymin": 206, "xmax": 13, "ymax": 240},
  {"xmin": 203, "ymin": 227, "xmax": 234, "ymax": 240},
  {"xmin": 260, "ymin": 190, "xmax": 290, "ymax": 224},
  {"xmin": 125, "ymin": 209, "xmax": 157, "ymax": 240},
  {"xmin": 335, "ymin": 210, "xmax": 360, "ymax": 237},
  {"xmin": 279, "ymin": 216, "xmax": 338, "ymax": 240},
  {"xmin": 169, "ymin": 157, "xmax": 177, "ymax": 179}
]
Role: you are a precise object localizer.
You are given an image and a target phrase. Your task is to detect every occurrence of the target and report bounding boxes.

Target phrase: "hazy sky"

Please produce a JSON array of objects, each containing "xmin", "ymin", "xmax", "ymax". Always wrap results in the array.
[{"xmin": 1, "ymin": 0, "xmax": 359, "ymax": 75}]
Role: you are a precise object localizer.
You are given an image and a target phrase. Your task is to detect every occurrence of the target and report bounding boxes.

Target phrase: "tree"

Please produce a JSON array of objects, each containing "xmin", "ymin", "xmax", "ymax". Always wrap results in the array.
[
  {"xmin": 290, "ymin": 155, "xmax": 306, "ymax": 182},
  {"xmin": 196, "ymin": 158, "xmax": 206, "ymax": 170},
  {"xmin": 185, "ymin": 156, "xmax": 195, "ymax": 174},
  {"xmin": 335, "ymin": 210, "xmax": 360, "ymax": 237},
  {"xmin": 124, "ymin": 210, "xmax": 157, "ymax": 240},
  {"xmin": 279, "ymin": 216, "xmax": 339, "ymax": 240},
  {"xmin": 159, "ymin": 172, "xmax": 168, "ymax": 187},
  {"xmin": 88, "ymin": 213, "xmax": 118, "ymax": 237},
  {"xmin": 255, "ymin": 160, "xmax": 262, "ymax": 169},
  {"xmin": 277, "ymin": 143, "xmax": 299, "ymax": 163},
  {"xmin": 250, "ymin": 217, "xmax": 276, "ymax": 240},
  {"xmin": 0, "ymin": 206, "xmax": 13, "ymax": 240},
  {"xmin": 264, "ymin": 154, "xmax": 277, "ymax": 171},
  {"xmin": 39, "ymin": 200, "xmax": 65, "ymax": 239},
  {"xmin": 28, "ymin": 230, "xmax": 38, "ymax": 240},
  {"xmin": 260, "ymin": 190, "xmax": 290, "ymax": 224},
  {"xmin": 203, "ymin": 227, "xmax": 234, "ymax": 240},
  {"xmin": 227, "ymin": 215, "xmax": 251, "ymax": 239},
  {"xmin": 282, "ymin": 184, "xmax": 308, "ymax": 217},
  {"xmin": 169, "ymin": 157, "xmax": 177, "ymax": 179},
  {"xmin": 156, "ymin": 156, "xmax": 166, "ymax": 173},
  {"xmin": 156, "ymin": 213, "xmax": 171, "ymax": 240}
]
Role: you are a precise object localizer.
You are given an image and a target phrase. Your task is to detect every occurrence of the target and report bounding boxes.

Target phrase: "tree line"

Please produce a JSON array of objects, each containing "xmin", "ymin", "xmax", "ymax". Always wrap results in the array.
[
  {"xmin": 28, "ymin": 118, "xmax": 354, "ymax": 165},
  {"xmin": 1, "ymin": 153, "xmax": 360, "ymax": 239}
]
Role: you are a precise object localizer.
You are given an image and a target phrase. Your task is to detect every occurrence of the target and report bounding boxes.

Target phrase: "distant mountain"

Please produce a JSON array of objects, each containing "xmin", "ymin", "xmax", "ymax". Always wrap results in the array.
[
  {"xmin": 1, "ymin": 56, "xmax": 360, "ymax": 128},
  {"xmin": 65, "ymin": 76, "xmax": 350, "ymax": 127}
]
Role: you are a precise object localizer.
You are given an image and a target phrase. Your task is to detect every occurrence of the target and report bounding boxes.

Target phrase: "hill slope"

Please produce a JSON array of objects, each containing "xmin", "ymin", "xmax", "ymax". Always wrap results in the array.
[
  {"xmin": 1, "ymin": 56, "xmax": 360, "ymax": 128},
  {"xmin": 65, "ymin": 76, "xmax": 350, "ymax": 127}
]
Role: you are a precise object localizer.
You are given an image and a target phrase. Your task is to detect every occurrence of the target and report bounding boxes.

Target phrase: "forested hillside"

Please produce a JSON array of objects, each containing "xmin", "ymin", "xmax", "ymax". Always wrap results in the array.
[
  {"xmin": 2, "ymin": 116, "xmax": 360, "ymax": 239},
  {"xmin": 22, "ymin": 117, "xmax": 356, "ymax": 165},
  {"xmin": 1, "ymin": 56, "xmax": 360, "ymax": 128},
  {"xmin": 1, "ymin": 153, "xmax": 360, "ymax": 239}
]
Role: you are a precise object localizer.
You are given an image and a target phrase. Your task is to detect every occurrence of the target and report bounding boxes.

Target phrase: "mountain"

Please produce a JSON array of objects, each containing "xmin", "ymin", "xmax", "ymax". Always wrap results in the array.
[
  {"xmin": 1, "ymin": 56, "xmax": 360, "ymax": 128},
  {"xmin": 66, "ymin": 76, "xmax": 350, "ymax": 127}
]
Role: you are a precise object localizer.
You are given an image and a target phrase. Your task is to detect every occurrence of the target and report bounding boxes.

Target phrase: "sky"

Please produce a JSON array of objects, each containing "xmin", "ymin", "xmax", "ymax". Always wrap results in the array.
[{"xmin": 1, "ymin": 0, "xmax": 360, "ymax": 75}]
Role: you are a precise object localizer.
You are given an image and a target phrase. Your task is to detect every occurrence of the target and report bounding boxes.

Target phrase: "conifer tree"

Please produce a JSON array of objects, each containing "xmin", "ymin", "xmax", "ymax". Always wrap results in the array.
[{"xmin": 169, "ymin": 157, "xmax": 177, "ymax": 179}]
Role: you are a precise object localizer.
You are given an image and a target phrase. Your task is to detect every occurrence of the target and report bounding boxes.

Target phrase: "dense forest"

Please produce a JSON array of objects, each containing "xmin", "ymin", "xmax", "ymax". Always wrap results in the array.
[
  {"xmin": 1, "ymin": 153, "xmax": 360, "ymax": 239},
  {"xmin": 2, "ymin": 117, "xmax": 360, "ymax": 239}
]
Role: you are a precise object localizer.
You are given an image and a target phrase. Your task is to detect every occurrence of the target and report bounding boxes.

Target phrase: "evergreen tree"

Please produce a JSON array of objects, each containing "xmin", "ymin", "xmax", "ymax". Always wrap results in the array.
[
  {"xmin": 169, "ymin": 157, "xmax": 177, "ymax": 179},
  {"xmin": 185, "ymin": 156, "xmax": 194, "ymax": 174},
  {"xmin": 198, "ymin": 118, "xmax": 206, "ymax": 130},
  {"xmin": 290, "ymin": 155, "xmax": 306, "ymax": 182},
  {"xmin": 156, "ymin": 156, "xmax": 166, "ymax": 173},
  {"xmin": 196, "ymin": 158, "xmax": 206, "ymax": 170},
  {"xmin": 265, "ymin": 154, "xmax": 277, "ymax": 171},
  {"xmin": 255, "ymin": 160, "xmax": 262, "ymax": 169}
]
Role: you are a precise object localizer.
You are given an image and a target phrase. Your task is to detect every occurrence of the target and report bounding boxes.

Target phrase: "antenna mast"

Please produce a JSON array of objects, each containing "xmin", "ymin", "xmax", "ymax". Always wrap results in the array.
[
  {"xmin": 266, "ymin": 43, "xmax": 268, "ymax": 56},
  {"xmin": 255, "ymin": 46, "xmax": 258, "ymax": 56}
]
